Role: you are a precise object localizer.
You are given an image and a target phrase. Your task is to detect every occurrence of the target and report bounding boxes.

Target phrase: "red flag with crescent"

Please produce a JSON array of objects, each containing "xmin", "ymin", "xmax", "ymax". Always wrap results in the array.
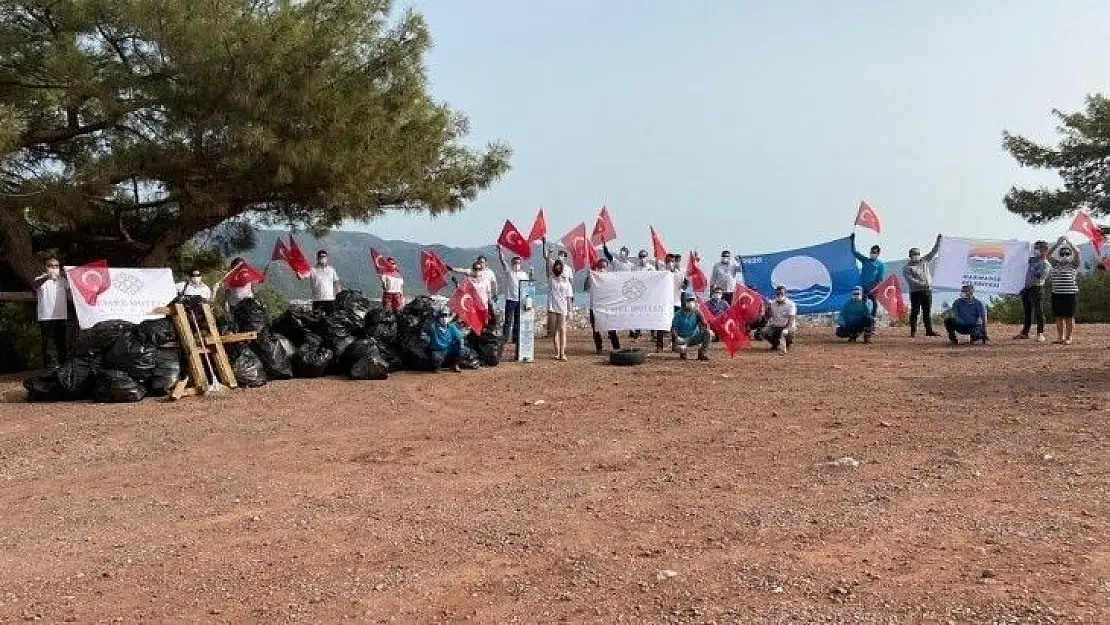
[
  {"xmin": 730, "ymin": 285, "xmax": 764, "ymax": 324},
  {"xmin": 420, "ymin": 250, "xmax": 450, "ymax": 294},
  {"xmin": 854, "ymin": 200, "xmax": 882, "ymax": 234},
  {"xmin": 285, "ymin": 235, "xmax": 312, "ymax": 278},
  {"xmin": 871, "ymin": 274, "xmax": 906, "ymax": 319},
  {"xmin": 449, "ymin": 279, "xmax": 488, "ymax": 334},
  {"xmin": 527, "ymin": 208, "xmax": 548, "ymax": 243},
  {"xmin": 685, "ymin": 251, "xmax": 708, "ymax": 294},
  {"xmin": 1069, "ymin": 211, "xmax": 1104, "ymax": 255},
  {"xmin": 587, "ymin": 242, "xmax": 601, "ymax": 270},
  {"xmin": 497, "ymin": 220, "xmax": 532, "ymax": 259},
  {"xmin": 271, "ymin": 238, "xmax": 289, "ymax": 262},
  {"xmin": 590, "ymin": 205, "xmax": 618, "ymax": 246},
  {"xmin": 650, "ymin": 226, "xmax": 669, "ymax": 260},
  {"xmin": 67, "ymin": 260, "xmax": 111, "ymax": 306},
  {"xmin": 560, "ymin": 222, "xmax": 590, "ymax": 272},
  {"xmin": 697, "ymin": 297, "xmax": 749, "ymax": 358},
  {"xmin": 224, "ymin": 260, "xmax": 266, "ymax": 289},
  {"xmin": 369, "ymin": 247, "xmax": 401, "ymax": 277}
]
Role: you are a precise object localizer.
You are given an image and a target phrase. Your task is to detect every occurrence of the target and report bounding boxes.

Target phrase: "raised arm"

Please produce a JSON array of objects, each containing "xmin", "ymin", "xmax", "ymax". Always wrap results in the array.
[
  {"xmin": 602, "ymin": 244, "xmax": 614, "ymax": 263},
  {"xmin": 923, "ymin": 234, "xmax": 942, "ymax": 262},
  {"xmin": 497, "ymin": 246, "xmax": 509, "ymax": 271},
  {"xmin": 1063, "ymin": 238, "xmax": 1081, "ymax": 267}
]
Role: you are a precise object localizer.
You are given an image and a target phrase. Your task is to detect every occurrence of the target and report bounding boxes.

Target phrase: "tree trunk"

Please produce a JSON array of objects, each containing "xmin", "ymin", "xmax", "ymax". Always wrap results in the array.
[{"xmin": 0, "ymin": 203, "xmax": 43, "ymax": 289}]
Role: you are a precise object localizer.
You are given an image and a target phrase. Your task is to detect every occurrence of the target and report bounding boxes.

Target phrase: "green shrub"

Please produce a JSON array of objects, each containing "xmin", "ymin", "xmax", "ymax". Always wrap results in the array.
[
  {"xmin": 0, "ymin": 302, "xmax": 41, "ymax": 372},
  {"xmin": 988, "ymin": 270, "xmax": 1110, "ymax": 323}
]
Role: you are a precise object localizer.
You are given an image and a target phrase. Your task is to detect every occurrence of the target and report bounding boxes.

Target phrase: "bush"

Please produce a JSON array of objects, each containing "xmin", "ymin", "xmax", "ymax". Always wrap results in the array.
[
  {"xmin": 0, "ymin": 302, "xmax": 40, "ymax": 373},
  {"xmin": 987, "ymin": 270, "xmax": 1110, "ymax": 323}
]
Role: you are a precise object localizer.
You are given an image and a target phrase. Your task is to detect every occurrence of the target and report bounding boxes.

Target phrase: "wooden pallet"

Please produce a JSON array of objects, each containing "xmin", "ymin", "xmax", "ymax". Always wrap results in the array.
[{"xmin": 156, "ymin": 303, "xmax": 257, "ymax": 400}]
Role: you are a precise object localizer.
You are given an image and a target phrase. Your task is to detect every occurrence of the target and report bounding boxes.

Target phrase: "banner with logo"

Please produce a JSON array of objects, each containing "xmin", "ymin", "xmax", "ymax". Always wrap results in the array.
[
  {"xmin": 589, "ymin": 271, "xmax": 675, "ymax": 331},
  {"xmin": 65, "ymin": 267, "xmax": 178, "ymax": 329},
  {"xmin": 740, "ymin": 237, "xmax": 860, "ymax": 314},
  {"xmin": 932, "ymin": 237, "xmax": 1030, "ymax": 294}
]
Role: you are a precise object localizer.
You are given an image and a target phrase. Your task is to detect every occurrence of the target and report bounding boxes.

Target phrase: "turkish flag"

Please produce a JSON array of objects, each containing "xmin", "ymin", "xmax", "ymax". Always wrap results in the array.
[
  {"xmin": 271, "ymin": 238, "xmax": 289, "ymax": 262},
  {"xmin": 685, "ymin": 251, "xmax": 708, "ymax": 294},
  {"xmin": 497, "ymin": 220, "xmax": 532, "ymax": 259},
  {"xmin": 527, "ymin": 208, "xmax": 548, "ymax": 243},
  {"xmin": 67, "ymin": 260, "xmax": 111, "ymax": 306},
  {"xmin": 650, "ymin": 226, "xmax": 668, "ymax": 260},
  {"xmin": 590, "ymin": 205, "xmax": 618, "ymax": 246},
  {"xmin": 370, "ymin": 247, "xmax": 401, "ymax": 277},
  {"xmin": 586, "ymin": 242, "xmax": 601, "ymax": 270},
  {"xmin": 854, "ymin": 200, "xmax": 882, "ymax": 234},
  {"xmin": 285, "ymin": 235, "xmax": 312, "ymax": 278},
  {"xmin": 730, "ymin": 285, "xmax": 764, "ymax": 324},
  {"xmin": 420, "ymin": 249, "xmax": 450, "ymax": 294},
  {"xmin": 224, "ymin": 260, "xmax": 266, "ymax": 289},
  {"xmin": 1069, "ymin": 211, "xmax": 1104, "ymax": 254},
  {"xmin": 698, "ymin": 298, "xmax": 749, "ymax": 358},
  {"xmin": 870, "ymin": 274, "xmax": 906, "ymax": 319},
  {"xmin": 560, "ymin": 222, "xmax": 590, "ymax": 272},
  {"xmin": 449, "ymin": 279, "xmax": 488, "ymax": 334}
]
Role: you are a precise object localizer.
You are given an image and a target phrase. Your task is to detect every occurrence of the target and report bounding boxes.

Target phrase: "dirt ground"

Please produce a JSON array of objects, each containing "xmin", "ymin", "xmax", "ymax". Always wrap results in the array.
[{"xmin": 0, "ymin": 324, "xmax": 1106, "ymax": 624}]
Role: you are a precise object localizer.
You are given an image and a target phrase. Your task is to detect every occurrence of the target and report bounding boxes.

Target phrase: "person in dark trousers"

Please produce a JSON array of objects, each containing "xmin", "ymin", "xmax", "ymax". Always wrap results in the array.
[
  {"xmin": 427, "ymin": 309, "xmax": 466, "ymax": 373},
  {"xmin": 835, "ymin": 287, "xmax": 875, "ymax": 343},
  {"xmin": 497, "ymin": 248, "xmax": 530, "ymax": 344},
  {"xmin": 583, "ymin": 258, "xmax": 620, "ymax": 354},
  {"xmin": 33, "ymin": 255, "xmax": 69, "ymax": 370},
  {"xmin": 945, "ymin": 284, "xmax": 989, "ymax": 345},
  {"xmin": 308, "ymin": 250, "xmax": 341, "ymax": 314},
  {"xmin": 671, "ymin": 293, "xmax": 711, "ymax": 360},
  {"xmin": 851, "ymin": 234, "xmax": 887, "ymax": 316},
  {"xmin": 1014, "ymin": 240, "xmax": 1051, "ymax": 342},
  {"xmin": 902, "ymin": 235, "xmax": 942, "ymax": 338}
]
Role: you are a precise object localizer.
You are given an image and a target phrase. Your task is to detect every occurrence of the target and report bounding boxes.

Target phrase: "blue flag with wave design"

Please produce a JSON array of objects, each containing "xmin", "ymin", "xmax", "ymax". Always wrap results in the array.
[{"xmin": 739, "ymin": 237, "xmax": 861, "ymax": 314}]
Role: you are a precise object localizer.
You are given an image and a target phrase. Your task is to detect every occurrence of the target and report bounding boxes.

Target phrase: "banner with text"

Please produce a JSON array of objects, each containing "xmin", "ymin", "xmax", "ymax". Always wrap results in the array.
[
  {"xmin": 589, "ymin": 271, "xmax": 675, "ymax": 331},
  {"xmin": 65, "ymin": 267, "xmax": 178, "ymax": 329},
  {"xmin": 932, "ymin": 237, "xmax": 1030, "ymax": 295}
]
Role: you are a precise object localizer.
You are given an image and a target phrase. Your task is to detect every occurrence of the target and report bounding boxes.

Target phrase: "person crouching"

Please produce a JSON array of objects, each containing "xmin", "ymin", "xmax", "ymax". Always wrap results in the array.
[
  {"xmin": 671, "ymin": 293, "xmax": 711, "ymax": 361},
  {"xmin": 427, "ymin": 309, "xmax": 465, "ymax": 372},
  {"xmin": 835, "ymin": 287, "xmax": 875, "ymax": 343},
  {"xmin": 945, "ymin": 284, "xmax": 989, "ymax": 345}
]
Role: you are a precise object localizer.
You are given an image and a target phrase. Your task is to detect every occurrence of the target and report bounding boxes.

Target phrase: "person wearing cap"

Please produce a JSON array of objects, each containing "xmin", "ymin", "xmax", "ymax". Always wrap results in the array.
[
  {"xmin": 308, "ymin": 249, "xmax": 341, "ymax": 314},
  {"xmin": 762, "ymin": 285, "xmax": 797, "ymax": 354},
  {"xmin": 1047, "ymin": 236, "xmax": 1080, "ymax": 345},
  {"xmin": 1014, "ymin": 240, "xmax": 1051, "ymax": 342},
  {"xmin": 902, "ymin": 235, "xmax": 943, "ymax": 338},
  {"xmin": 850, "ymin": 234, "xmax": 887, "ymax": 316},
  {"xmin": 176, "ymin": 268, "xmax": 212, "ymax": 301},
  {"xmin": 426, "ymin": 309, "xmax": 466, "ymax": 373},
  {"xmin": 584, "ymin": 258, "xmax": 621, "ymax": 354},
  {"xmin": 710, "ymin": 250, "xmax": 743, "ymax": 304},
  {"xmin": 835, "ymin": 286, "xmax": 875, "ymax": 343},
  {"xmin": 671, "ymin": 293, "xmax": 711, "ymax": 360},
  {"xmin": 945, "ymin": 284, "xmax": 988, "ymax": 345},
  {"xmin": 603, "ymin": 244, "xmax": 634, "ymax": 272}
]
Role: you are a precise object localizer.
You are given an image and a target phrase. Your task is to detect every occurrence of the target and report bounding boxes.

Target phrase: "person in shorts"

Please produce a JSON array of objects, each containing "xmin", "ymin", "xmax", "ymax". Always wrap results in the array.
[{"xmin": 1047, "ymin": 236, "xmax": 1080, "ymax": 345}]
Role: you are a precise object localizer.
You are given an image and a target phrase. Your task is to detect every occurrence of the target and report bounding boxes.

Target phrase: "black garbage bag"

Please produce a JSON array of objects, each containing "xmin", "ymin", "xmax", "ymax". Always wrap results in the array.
[
  {"xmin": 272, "ymin": 308, "xmax": 320, "ymax": 346},
  {"xmin": 75, "ymin": 320, "xmax": 135, "ymax": 354},
  {"xmin": 377, "ymin": 343, "xmax": 403, "ymax": 372},
  {"xmin": 101, "ymin": 332, "xmax": 158, "ymax": 382},
  {"xmin": 397, "ymin": 324, "xmax": 436, "ymax": 372},
  {"xmin": 322, "ymin": 309, "xmax": 363, "ymax": 357},
  {"xmin": 457, "ymin": 343, "xmax": 482, "ymax": 370},
  {"xmin": 346, "ymin": 338, "xmax": 390, "ymax": 380},
  {"xmin": 467, "ymin": 312, "xmax": 505, "ymax": 367},
  {"xmin": 134, "ymin": 318, "xmax": 177, "ymax": 347},
  {"xmin": 232, "ymin": 298, "xmax": 269, "ymax": 333},
  {"xmin": 293, "ymin": 334, "xmax": 333, "ymax": 378},
  {"xmin": 23, "ymin": 372, "xmax": 64, "ymax": 402},
  {"xmin": 397, "ymin": 296, "xmax": 436, "ymax": 336},
  {"xmin": 174, "ymin": 294, "xmax": 210, "ymax": 330},
  {"xmin": 336, "ymin": 290, "xmax": 373, "ymax": 319},
  {"xmin": 56, "ymin": 355, "xmax": 99, "ymax": 398},
  {"xmin": 148, "ymin": 349, "xmax": 183, "ymax": 397},
  {"xmin": 364, "ymin": 308, "xmax": 399, "ymax": 344},
  {"xmin": 251, "ymin": 329, "xmax": 294, "ymax": 380},
  {"xmin": 230, "ymin": 347, "xmax": 267, "ymax": 388},
  {"xmin": 93, "ymin": 369, "xmax": 147, "ymax": 403}
]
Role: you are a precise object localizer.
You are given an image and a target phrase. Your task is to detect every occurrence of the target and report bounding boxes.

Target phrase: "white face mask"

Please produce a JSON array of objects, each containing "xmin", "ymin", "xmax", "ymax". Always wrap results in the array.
[
  {"xmin": 189, "ymin": 276, "xmax": 202, "ymax": 285},
  {"xmin": 46, "ymin": 266, "xmax": 60, "ymax": 277},
  {"xmin": 775, "ymin": 295, "xmax": 786, "ymax": 303},
  {"xmin": 711, "ymin": 293, "xmax": 722, "ymax": 301},
  {"xmin": 684, "ymin": 302, "xmax": 695, "ymax": 310},
  {"xmin": 437, "ymin": 316, "xmax": 450, "ymax": 326}
]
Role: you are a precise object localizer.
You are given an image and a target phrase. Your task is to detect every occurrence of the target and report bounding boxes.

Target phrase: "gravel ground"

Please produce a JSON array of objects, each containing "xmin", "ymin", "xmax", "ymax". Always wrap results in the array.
[{"xmin": 0, "ymin": 324, "xmax": 1106, "ymax": 623}]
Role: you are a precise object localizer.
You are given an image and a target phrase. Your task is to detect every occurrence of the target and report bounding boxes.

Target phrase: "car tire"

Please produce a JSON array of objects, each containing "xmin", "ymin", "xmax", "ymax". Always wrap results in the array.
[{"xmin": 609, "ymin": 348, "xmax": 646, "ymax": 366}]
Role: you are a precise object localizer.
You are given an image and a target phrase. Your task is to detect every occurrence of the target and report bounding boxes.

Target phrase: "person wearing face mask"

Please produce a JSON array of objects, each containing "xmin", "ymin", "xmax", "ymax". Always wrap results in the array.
[
  {"xmin": 902, "ymin": 235, "xmax": 943, "ymax": 338},
  {"xmin": 547, "ymin": 259, "xmax": 573, "ymax": 361},
  {"xmin": 308, "ymin": 250, "xmax": 341, "ymax": 314},
  {"xmin": 426, "ymin": 308, "xmax": 465, "ymax": 373},
  {"xmin": 379, "ymin": 257, "xmax": 404, "ymax": 312},
  {"xmin": 945, "ymin": 284, "xmax": 988, "ymax": 345},
  {"xmin": 497, "ymin": 248, "xmax": 531, "ymax": 343},
  {"xmin": 850, "ymin": 234, "xmax": 887, "ymax": 316},
  {"xmin": 633, "ymin": 250, "xmax": 656, "ymax": 271},
  {"xmin": 762, "ymin": 285, "xmax": 797, "ymax": 354},
  {"xmin": 449, "ymin": 256, "xmax": 498, "ymax": 311},
  {"xmin": 603, "ymin": 244, "xmax": 634, "ymax": 272},
  {"xmin": 1013, "ymin": 240, "xmax": 1051, "ymax": 342},
  {"xmin": 710, "ymin": 250, "xmax": 743, "ymax": 304},
  {"xmin": 33, "ymin": 255, "xmax": 70, "ymax": 370},
  {"xmin": 835, "ymin": 287, "xmax": 875, "ymax": 343},
  {"xmin": 584, "ymin": 258, "xmax": 620, "ymax": 354},
  {"xmin": 177, "ymin": 269, "xmax": 212, "ymax": 301},
  {"xmin": 671, "ymin": 293, "xmax": 711, "ymax": 360},
  {"xmin": 706, "ymin": 286, "xmax": 730, "ymax": 317},
  {"xmin": 212, "ymin": 257, "xmax": 261, "ymax": 309},
  {"xmin": 655, "ymin": 254, "xmax": 688, "ymax": 353},
  {"xmin": 1047, "ymin": 236, "xmax": 1081, "ymax": 345}
]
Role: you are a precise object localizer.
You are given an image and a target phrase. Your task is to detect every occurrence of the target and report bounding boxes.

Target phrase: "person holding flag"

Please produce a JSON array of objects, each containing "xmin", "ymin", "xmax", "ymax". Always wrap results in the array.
[
  {"xmin": 603, "ymin": 244, "xmax": 634, "ymax": 272},
  {"xmin": 671, "ymin": 293, "xmax": 711, "ymax": 361},
  {"xmin": 497, "ymin": 247, "xmax": 531, "ymax": 343},
  {"xmin": 450, "ymin": 256, "xmax": 498, "ymax": 310},
  {"xmin": 214, "ymin": 257, "xmax": 265, "ymax": 308},
  {"xmin": 33, "ymin": 255, "xmax": 70, "ymax": 370},
  {"xmin": 379, "ymin": 257, "xmax": 404, "ymax": 312},
  {"xmin": 308, "ymin": 250, "xmax": 342, "ymax": 314},
  {"xmin": 1014, "ymin": 240, "xmax": 1051, "ymax": 342},
  {"xmin": 1047, "ymin": 236, "xmax": 1081, "ymax": 345},
  {"xmin": 850, "ymin": 234, "xmax": 887, "ymax": 316},
  {"xmin": 710, "ymin": 250, "xmax": 743, "ymax": 304},
  {"xmin": 583, "ymin": 257, "xmax": 621, "ymax": 354},
  {"xmin": 835, "ymin": 287, "xmax": 875, "ymax": 343},
  {"xmin": 902, "ymin": 235, "xmax": 942, "ymax": 338}
]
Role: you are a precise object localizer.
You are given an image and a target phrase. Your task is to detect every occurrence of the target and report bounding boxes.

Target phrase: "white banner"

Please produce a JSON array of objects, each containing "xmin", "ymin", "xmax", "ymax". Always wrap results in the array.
[
  {"xmin": 588, "ymin": 271, "xmax": 675, "ymax": 331},
  {"xmin": 65, "ymin": 267, "xmax": 178, "ymax": 329},
  {"xmin": 932, "ymin": 237, "xmax": 1031, "ymax": 295}
]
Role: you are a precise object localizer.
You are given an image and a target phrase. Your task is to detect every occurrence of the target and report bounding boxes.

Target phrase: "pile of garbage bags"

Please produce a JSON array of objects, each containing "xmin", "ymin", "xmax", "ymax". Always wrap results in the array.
[{"xmin": 24, "ymin": 291, "xmax": 504, "ymax": 403}]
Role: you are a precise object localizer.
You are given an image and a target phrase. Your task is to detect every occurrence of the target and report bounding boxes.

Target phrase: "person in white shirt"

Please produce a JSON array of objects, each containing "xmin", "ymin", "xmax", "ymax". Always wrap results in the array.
[
  {"xmin": 211, "ymin": 257, "xmax": 259, "ymax": 309},
  {"xmin": 449, "ymin": 256, "xmax": 498, "ymax": 310},
  {"xmin": 497, "ymin": 248, "xmax": 531, "ymax": 343},
  {"xmin": 655, "ymin": 254, "xmax": 688, "ymax": 353},
  {"xmin": 762, "ymin": 285, "xmax": 797, "ymax": 354},
  {"xmin": 603, "ymin": 244, "xmax": 634, "ymax": 272},
  {"xmin": 547, "ymin": 259, "xmax": 573, "ymax": 361},
  {"xmin": 176, "ymin": 269, "xmax": 212, "ymax": 301},
  {"xmin": 380, "ymin": 257, "xmax": 404, "ymax": 312},
  {"xmin": 308, "ymin": 250, "xmax": 341, "ymax": 314},
  {"xmin": 633, "ymin": 250, "xmax": 655, "ymax": 271},
  {"xmin": 710, "ymin": 250, "xmax": 743, "ymax": 304},
  {"xmin": 540, "ymin": 243, "xmax": 574, "ymax": 338},
  {"xmin": 33, "ymin": 255, "xmax": 69, "ymax": 369}
]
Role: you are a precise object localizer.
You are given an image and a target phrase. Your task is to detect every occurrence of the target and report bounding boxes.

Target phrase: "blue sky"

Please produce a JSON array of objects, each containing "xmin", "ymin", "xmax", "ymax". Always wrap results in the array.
[{"xmin": 353, "ymin": 0, "xmax": 1110, "ymax": 258}]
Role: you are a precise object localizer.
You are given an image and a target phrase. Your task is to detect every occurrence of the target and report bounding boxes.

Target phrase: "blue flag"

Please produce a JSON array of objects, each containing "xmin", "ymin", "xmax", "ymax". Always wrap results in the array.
[{"xmin": 740, "ymin": 237, "xmax": 861, "ymax": 314}]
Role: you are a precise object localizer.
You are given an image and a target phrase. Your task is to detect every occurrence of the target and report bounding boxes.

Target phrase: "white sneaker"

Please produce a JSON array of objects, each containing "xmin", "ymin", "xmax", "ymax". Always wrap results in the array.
[
  {"xmin": 778, "ymin": 343, "xmax": 788, "ymax": 355},
  {"xmin": 1036, "ymin": 334, "xmax": 1046, "ymax": 343}
]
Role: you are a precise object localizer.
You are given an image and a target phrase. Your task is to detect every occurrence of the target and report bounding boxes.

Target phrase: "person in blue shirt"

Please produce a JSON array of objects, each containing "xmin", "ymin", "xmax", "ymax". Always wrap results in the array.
[
  {"xmin": 426, "ymin": 309, "xmax": 466, "ymax": 372},
  {"xmin": 851, "ymin": 233, "xmax": 887, "ymax": 316},
  {"xmin": 945, "ymin": 284, "xmax": 989, "ymax": 345},
  {"xmin": 835, "ymin": 287, "xmax": 875, "ymax": 343},
  {"xmin": 671, "ymin": 293, "xmax": 711, "ymax": 360},
  {"xmin": 706, "ymin": 286, "xmax": 730, "ymax": 318}
]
